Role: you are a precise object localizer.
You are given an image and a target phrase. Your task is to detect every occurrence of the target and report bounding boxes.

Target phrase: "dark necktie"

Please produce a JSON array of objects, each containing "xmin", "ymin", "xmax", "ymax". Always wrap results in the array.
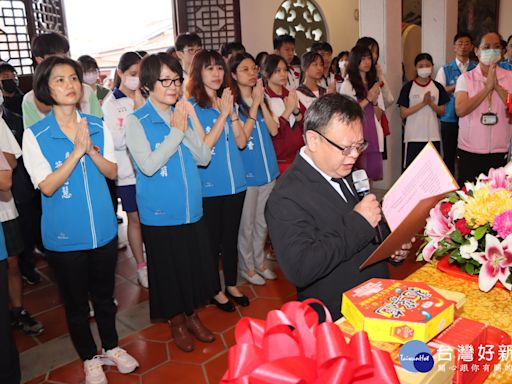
[{"xmin": 331, "ymin": 177, "xmax": 358, "ymax": 204}]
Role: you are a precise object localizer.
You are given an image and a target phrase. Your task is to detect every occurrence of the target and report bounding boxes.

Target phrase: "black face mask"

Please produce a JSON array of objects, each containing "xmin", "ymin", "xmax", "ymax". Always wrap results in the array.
[{"xmin": 1, "ymin": 79, "xmax": 18, "ymax": 93}]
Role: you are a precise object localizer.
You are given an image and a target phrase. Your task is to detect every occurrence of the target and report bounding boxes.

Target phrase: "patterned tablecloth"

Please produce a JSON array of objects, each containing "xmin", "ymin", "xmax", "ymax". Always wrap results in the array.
[{"xmin": 406, "ymin": 262, "xmax": 512, "ymax": 384}]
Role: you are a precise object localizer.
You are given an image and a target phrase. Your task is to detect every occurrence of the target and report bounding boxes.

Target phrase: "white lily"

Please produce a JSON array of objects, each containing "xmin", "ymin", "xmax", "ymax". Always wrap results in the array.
[
  {"xmin": 450, "ymin": 200, "xmax": 465, "ymax": 221},
  {"xmin": 460, "ymin": 237, "xmax": 478, "ymax": 259}
]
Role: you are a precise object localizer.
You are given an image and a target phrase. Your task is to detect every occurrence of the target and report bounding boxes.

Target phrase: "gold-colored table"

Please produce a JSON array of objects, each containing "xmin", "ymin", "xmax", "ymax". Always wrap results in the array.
[{"xmin": 406, "ymin": 262, "xmax": 512, "ymax": 384}]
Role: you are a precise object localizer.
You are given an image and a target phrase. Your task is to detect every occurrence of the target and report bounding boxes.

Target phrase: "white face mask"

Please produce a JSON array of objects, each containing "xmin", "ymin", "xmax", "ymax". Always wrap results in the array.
[
  {"xmin": 83, "ymin": 71, "xmax": 98, "ymax": 85},
  {"xmin": 417, "ymin": 67, "xmax": 432, "ymax": 78},
  {"xmin": 338, "ymin": 60, "xmax": 348, "ymax": 71},
  {"xmin": 124, "ymin": 76, "xmax": 140, "ymax": 91},
  {"xmin": 479, "ymin": 49, "xmax": 502, "ymax": 65}
]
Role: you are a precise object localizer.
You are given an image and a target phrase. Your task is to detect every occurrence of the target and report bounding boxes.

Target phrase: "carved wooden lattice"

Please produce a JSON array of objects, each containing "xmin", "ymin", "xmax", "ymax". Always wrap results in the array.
[
  {"xmin": 0, "ymin": 0, "xmax": 66, "ymax": 75},
  {"xmin": 0, "ymin": 0, "xmax": 32, "ymax": 74},
  {"xmin": 175, "ymin": 0, "xmax": 241, "ymax": 51},
  {"xmin": 28, "ymin": 0, "xmax": 66, "ymax": 36},
  {"xmin": 273, "ymin": 0, "xmax": 327, "ymax": 55}
]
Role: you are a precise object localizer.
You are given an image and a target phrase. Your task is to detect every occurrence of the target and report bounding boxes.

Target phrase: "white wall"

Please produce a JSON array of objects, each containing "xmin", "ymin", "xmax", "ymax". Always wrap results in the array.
[
  {"xmin": 499, "ymin": 0, "xmax": 512, "ymax": 40},
  {"xmin": 239, "ymin": 0, "xmax": 359, "ymax": 55}
]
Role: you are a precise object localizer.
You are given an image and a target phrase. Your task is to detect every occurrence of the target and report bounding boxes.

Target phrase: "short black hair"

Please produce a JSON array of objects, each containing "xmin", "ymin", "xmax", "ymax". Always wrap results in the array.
[
  {"xmin": 0, "ymin": 63, "xmax": 16, "ymax": 74},
  {"xmin": 175, "ymin": 32, "xmax": 202, "ymax": 51},
  {"xmin": 310, "ymin": 41, "xmax": 333, "ymax": 53},
  {"xmin": 33, "ymin": 56, "xmax": 83, "ymax": 106},
  {"xmin": 220, "ymin": 41, "xmax": 246, "ymax": 58},
  {"xmin": 31, "ymin": 32, "xmax": 69, "ymax": 58},
  {"xmin": 166, "ymin": 46, "xmax": 176, "ymax": 54},
  {"xmin": 139, "ymin": 53, "xmax": 183, "ymax": 92},
  {"xmin": 273, "ymin": 34, "xmax": 295, "ymax": 50},
  {"xmin": 414, "ymin": 52, "xmax": 433, "ymax": 66},
  {"xmin": 77, "ymin": 55, "xmax": 99, "ymax": 72},
  {"xmin": 304, "ymin": 93, "xmax": 363, "ymax": 134},
  {"xmin": 255, "ymin": 51, "xmax": 268, "ymax": 68},
  {"xmin": 453, "ymin": 32, "xmax": 473, "ymax": 44},
  {"xmin": 304, "ymin": 93, "xmax": 364, "ymax": 133},
  {"xmin": 301, "ymin": 51, "xmax": 323, "ymax": 71}
]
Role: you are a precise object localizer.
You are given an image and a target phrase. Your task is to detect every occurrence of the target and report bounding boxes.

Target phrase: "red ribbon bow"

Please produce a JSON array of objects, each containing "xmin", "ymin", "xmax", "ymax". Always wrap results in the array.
[{"xmin": 221, "ymin": 299, "xmax": 399, "ymax": 384}]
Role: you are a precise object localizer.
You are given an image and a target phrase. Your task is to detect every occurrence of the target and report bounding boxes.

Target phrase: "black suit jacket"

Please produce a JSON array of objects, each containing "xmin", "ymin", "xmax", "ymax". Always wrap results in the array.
[{"xmin": 265, "ymin": 154, "xmax": 389, "ymax": 320}]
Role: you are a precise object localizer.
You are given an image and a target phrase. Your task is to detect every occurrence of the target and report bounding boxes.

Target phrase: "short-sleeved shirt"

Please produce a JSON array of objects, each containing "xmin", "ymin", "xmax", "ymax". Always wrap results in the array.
[
  {"xmin": 0, "ymin": 118, "xmax": 21, "ymax": 222},
  {"xmin": 397, "ymin": 79, "xmax": 450, "ymax": 143}
]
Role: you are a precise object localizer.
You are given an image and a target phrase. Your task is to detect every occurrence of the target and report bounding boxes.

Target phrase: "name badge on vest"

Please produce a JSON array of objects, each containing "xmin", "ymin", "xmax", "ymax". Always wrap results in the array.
[{"xmin": 481, "ymin": 112, "xmax": 498, "ymax": 125}]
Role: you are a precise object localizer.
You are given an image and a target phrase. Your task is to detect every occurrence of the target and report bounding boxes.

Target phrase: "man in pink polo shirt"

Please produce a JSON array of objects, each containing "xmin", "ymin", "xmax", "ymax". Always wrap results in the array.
[{"xmin": 455, "ymin": 31, "xmax": 512, "ymax": 185}]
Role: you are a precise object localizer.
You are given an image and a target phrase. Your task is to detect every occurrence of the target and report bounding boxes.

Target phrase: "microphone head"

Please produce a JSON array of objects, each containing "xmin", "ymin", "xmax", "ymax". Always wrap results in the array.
[{"xmin": 352, "ymin": 169, "xmax": 370, "ymax": 194}]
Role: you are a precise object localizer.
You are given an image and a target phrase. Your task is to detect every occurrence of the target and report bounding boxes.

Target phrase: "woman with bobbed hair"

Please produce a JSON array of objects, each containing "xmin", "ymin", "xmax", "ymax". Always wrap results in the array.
[
  {"xmin": 22, "ymin": 56, "xmax": 138, "ymax": 384},
  {"xmin": 125, "ymin": 53, "xmax": 216, "ymax": 353}
]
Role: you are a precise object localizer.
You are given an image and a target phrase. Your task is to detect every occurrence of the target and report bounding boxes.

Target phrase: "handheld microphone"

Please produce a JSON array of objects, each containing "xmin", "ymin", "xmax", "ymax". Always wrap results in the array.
[{"xmin": 351, "ymin": 170, "xmax": 384, "ymax": 244}]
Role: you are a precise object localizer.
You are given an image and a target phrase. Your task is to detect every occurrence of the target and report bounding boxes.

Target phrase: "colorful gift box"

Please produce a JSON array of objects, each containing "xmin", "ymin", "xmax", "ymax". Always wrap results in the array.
[{"xmin": 341, "ymin": 278, "xmax": 455, "ymax": 343}]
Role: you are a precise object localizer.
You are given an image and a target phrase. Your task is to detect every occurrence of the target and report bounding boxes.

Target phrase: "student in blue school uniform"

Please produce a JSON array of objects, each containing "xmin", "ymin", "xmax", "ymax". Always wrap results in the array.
[
  {"xmin": 228, "ymin": 52, "xmax": 280, "ymax": 286},
  {"xmin": 125, "ymin": 53, "xmax": 216, "ymax": 353},
  {"xmin": 22, "ymin": 56, "xmax": 138, "ymax": 384},
  {"xmin": 186, "ymin": 50, "xmax": 249, "ymax": 312}
]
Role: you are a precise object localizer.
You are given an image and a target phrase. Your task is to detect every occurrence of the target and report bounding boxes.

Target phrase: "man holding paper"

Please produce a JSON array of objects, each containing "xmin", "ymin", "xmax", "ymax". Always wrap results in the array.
[{"xmin": 265, "ymin": 94, "xmax": 410, "ymax": 320}]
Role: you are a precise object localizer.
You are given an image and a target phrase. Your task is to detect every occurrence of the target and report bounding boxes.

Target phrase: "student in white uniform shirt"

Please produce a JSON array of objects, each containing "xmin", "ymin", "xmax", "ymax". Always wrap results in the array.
[
  {"xmin": 296, "ymin": 51, "xmax": 328, "ymax": 110},
  {"xmin": 102, "ymin": 52, "xmax": 148, "ymax": 288},
  {"xmin": 397, "ymin": 53, "xmax": 450, "ymax": 168}
]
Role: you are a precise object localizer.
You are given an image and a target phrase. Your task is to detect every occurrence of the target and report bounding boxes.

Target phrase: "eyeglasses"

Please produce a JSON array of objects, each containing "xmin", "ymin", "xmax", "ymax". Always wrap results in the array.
[
  {"xmin": 237, "ymin": 65, "xmax": 259, "ymax": 74},
  {"xmin": 157, "ymin": 78, "xmax": 183, "ymax": 87},
  {"xmin": 315, "ymin": 130, "xmax": 368, "ymax": 156},
  {"xmin": 182, "ymin": 47, "xmax": 202, "ymax": 55}
]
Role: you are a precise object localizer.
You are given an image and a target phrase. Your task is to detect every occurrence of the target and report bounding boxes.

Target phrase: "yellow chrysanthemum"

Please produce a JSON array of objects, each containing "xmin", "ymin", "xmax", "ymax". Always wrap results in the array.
[{"xmin": 464, "ymin": 187, "xmax": 512, "ymax": 228}]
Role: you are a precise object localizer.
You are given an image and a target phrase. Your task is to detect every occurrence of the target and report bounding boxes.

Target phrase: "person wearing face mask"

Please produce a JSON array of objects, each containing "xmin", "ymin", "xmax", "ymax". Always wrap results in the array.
[
  {"xmin": 397, "ymin": 53, "xmax": 449, "ymax": 169},
  {"xmin": 435, "ymin": 32, "xmax": 477, "ymax": 175},
  {"xmin": 498, "ymin": 35, "xmax": 512, "ymax": 71},
  {"xmin": 455, "ymin": 31, "xmax": 512, "ymax": 185},
  {"xmin": 102, "ymin": 51, "xmax": 148, "ymax": 288},
  {"xmin": 332, "ymin": 51, "xmax": 349, "ymax": 93},
  {"xmin": 77, "ymin": 55, "xmax": 112, "ymax": 105},
  {"xmin": 0, "ymin": 63, "xmax": 23, "ymax": 116}
]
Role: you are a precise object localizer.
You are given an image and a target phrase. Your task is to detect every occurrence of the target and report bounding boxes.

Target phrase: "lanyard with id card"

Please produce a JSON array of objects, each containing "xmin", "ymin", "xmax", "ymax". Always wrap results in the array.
[{"xmin": 481, "ymin": 93, "xmax": 498, "ymax": 125}]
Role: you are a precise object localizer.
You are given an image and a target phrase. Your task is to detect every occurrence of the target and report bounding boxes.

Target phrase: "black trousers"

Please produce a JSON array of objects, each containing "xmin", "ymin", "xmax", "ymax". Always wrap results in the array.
[
  {"xmin": 15, "ymin": 196, "xmax": 40, "ymax": 275},
  {"xmin": 47, "ymin": 238, "xmax": 119, "ymax": 361},
  {"xmin": 457, "ymin": 149, "xmax": 508, "ymax": 186},
  {"xmin": 0, "ymin": 260, "xmax": 20, "ymax": 384},
  {"xmin": 441, "ymin": 121, "xmax": 459, "ymax": 175},
  {"xmin": 203, "ymin": 191, "xmax": 246, "ymax": 288}
]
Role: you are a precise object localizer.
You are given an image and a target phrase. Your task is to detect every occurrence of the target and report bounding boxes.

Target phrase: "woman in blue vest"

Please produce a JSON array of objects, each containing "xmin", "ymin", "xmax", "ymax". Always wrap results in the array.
[
  {"xmin": 124, "ymin": 53, "xmax": 216, "ymax": 353},
  {"xmin": 229, "ymin": 53, "xmax": 280, "ymax": 286},
  {"xmin": 22, "ymin": 56, "xmax": 138, "ymax": 384},
  {"xmin": 186, "ymin": 50, "xmax": 249, "ymax": 312}
]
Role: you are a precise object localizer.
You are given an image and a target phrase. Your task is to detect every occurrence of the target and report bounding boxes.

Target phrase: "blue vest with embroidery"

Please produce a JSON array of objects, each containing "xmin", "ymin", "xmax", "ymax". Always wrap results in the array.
[
  {"xmin": 131, "ymin": 101, "xmax": 203, "ymax": 226},
  {"xmin": 239, "ymin": 109, "xmax": 279, "ymax": 187},
  {"xmin": 441, "ymin": 59, "xmax": 477, "ymax": 123},
  {"xmin": 30, "ymin": 111, "xmax": 117, "ymax": 252},
  {"xmin": 498, "ymin": 59, "xmax": 512, "ymax": 71},
  {"xmin": 0, "ymin": 225, "xmax": 6, "ymax": 261},
  {"xmin": 191, "ymin": 99, "xmax": 247, "ymax": 197}
]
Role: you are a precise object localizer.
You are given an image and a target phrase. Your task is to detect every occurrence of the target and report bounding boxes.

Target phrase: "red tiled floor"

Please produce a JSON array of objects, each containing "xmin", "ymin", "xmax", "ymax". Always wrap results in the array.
[
  {"xmin": 115, "ymin": 256, "xmax": 138, "ymax": 281},
  {"xmin": 47, "ymin": 359, "xmax": 85, "ymax": 384},
  {"xmin": 220, "ymin": 326, "xmax": 236, "ymax": 348},
  {"xmin": 22, "ymin": 284, "xmax": 62, "ymax": 314},
  {"xmin": 142, "ymin": 361, "xmax": 207, "ymax": 384},
  {"xmin": 105, "ymin": 371, "xmax": 141, "ymax": 384},
  {"xmin": 137, "ymin": 322, "xmax": 171, "ymax": 343},
  {"xmin": 167, "ymin": 335, "xmax": 226, "ymax": 364},
  {"xmin": 34, "ymin": 306, "xmax": 68, "ymax": 343},
  {"xmin": 197, "ymin": 305, "xmax": 242, "ymax": 333},
  {"xmin": 239, "ymin": 297, "xmax": 288, "ymax": 319},
  {"xmin": 121, "ymin": 339, "xmax": 168, "ymax": 374},
  {"xmin": 23, "ymin": 374, "xmax": 46, "ymax": 384},
  {"xmin": 113, "ymin": 280, "xmax": 149, "ymax": 312},
  {"xmin": 204, "ymin": 351, "xmax": 229, "ymax": 383},
  {"xmin": 14, "ymin": 328, "xmax": 39, "ymax": 353}
]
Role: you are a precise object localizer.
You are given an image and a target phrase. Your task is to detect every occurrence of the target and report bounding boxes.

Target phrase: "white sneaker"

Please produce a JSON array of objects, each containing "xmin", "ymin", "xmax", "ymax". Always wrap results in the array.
[
  {"xmin": 102, "ymin": 347, "xmax": 139, "ymax": 374},
  {"xmin": 84, "ymin": 356, "xmax": 107, "ymax": 384},
  {"xmin": 257, "ymin": 268, "xmax": 277, "ymax": 280},
  {"xmin": 240, "ymin": 271, "xmax": 266, "ymax": 285},
  {"xmin": 137, "ymin": 266, "xmax": 149, "ymax": 288}
]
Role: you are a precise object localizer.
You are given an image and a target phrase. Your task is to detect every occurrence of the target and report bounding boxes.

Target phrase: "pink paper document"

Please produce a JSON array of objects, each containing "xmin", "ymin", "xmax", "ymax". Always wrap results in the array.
[{"xmin": 382, "ymin": 142, "xmax": 458, "ymax": 231}]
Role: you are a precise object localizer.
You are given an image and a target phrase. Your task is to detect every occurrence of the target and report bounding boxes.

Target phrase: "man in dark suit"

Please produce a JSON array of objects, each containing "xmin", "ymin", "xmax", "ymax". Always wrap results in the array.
[{"xmin": 265, "ymin": 93, "xmax": 410, "ymax": 320}]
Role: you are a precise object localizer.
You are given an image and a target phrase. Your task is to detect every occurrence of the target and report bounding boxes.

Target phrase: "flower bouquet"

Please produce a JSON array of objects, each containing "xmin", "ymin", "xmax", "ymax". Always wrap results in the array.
[{"xmin": 417, "ymin": 165, "xmax": 512, "ymax": 292}]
